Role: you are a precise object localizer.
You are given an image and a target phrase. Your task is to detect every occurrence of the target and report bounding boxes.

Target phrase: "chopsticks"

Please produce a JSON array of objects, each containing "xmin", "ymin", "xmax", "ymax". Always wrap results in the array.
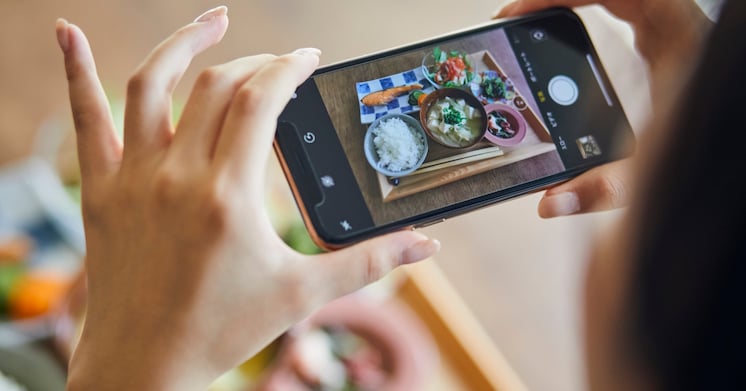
[{"xmin": 407, "ymin": 146, "xmax": 504, "ymax": 176}]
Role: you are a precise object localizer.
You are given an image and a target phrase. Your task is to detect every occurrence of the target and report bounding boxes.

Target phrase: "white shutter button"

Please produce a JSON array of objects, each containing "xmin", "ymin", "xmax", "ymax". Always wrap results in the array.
[{"xmin": 548, "ymin": 75, "xmax": 579, "ymax": 106}]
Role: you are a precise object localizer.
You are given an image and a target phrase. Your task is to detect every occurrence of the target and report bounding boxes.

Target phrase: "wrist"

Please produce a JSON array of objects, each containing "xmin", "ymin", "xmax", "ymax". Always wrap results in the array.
[{"xmin": 65, "ymin": 319, "xmax": 215, "ymax": 391}]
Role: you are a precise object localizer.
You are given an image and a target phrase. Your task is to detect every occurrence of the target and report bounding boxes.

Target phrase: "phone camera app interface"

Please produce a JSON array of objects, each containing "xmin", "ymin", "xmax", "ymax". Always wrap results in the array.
[{"xmin": 279, "ymin": 11, "xmax": 633, "ymax": 239}]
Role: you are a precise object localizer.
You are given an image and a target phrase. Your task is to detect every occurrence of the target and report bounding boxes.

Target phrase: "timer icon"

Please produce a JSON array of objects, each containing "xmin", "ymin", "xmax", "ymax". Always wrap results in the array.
[{"xmin": 302, "ymin": 132, "xmax": 316, "ymax": 144}]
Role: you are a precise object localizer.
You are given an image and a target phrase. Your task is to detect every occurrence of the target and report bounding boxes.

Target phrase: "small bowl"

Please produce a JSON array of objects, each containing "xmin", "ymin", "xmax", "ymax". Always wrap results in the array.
[
  {"xmin": 364, "ymin": 113, "xmax": 429, "ymax": 178},
  {"xmin": 483, "ymin": 103, "xmax": 527, "ymax": 147},
  {"xmin": 419, "ymin": 88, "xmax": 488, "ymax": 149},
  {"xmin": 421, "ymin": 48, "xmax": 476, "ymax": 89}
]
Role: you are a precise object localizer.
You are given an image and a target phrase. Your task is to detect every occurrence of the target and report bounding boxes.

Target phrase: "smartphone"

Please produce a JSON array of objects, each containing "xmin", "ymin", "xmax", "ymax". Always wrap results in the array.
[{"xmin": 274, "ymin": 7, "xmax": 635, "ymax": 250}]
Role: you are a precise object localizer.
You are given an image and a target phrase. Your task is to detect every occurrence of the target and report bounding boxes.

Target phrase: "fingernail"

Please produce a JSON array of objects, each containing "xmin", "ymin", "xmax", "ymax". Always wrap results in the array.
[
  {"xmin": 401, "ymin": 239, "xmax": 441, "ymax": 265},
  {"xmin": 56, "ymin": 18, "xmax": 69, "ymax": 52},
  {"xmin": 539, "ymin": 192, "xmax": 581, "ymax": 217},
  {"xmin": 194, "ymin": 5, "xmax": 228, "ymax": 23},
  {"xmin": 292, "ymin": 47, "xmax": 322, "ymax": 57}
]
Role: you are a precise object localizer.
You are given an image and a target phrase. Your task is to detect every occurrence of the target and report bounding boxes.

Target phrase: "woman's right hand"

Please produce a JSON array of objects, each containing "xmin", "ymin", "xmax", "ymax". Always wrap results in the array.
[
  {"xmin": 496, "ymin": 0, "xmax": 712, "ymax": 218},
  {"xmin": 496, "ymin": 0, "xmax": 712, "ymax": 76}
]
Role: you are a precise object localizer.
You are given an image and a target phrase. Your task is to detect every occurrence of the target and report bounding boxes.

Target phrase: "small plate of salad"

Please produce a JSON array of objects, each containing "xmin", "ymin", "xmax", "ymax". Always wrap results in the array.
[
  {"xmin": 471, "ymin": 70, "xmax": 517, "ymax": 105},
  {"xmin": 422, "ymin": 47, "xmax": 476, "ymax": 89}
]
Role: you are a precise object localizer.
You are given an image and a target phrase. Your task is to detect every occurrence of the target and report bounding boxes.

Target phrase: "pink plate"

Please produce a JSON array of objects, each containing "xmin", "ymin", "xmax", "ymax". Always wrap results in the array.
[{"xmin": 483, "ymin": 103, "xmax": 527, "ymax": 147}]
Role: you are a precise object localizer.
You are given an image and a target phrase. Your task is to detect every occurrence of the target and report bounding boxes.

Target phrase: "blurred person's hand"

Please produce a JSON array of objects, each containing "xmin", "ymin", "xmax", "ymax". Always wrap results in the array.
[
  {"xmin": 495, "ymin": 0, "xmax": 711, "ymax": 218},
  {"xmin": 56, "ymin": 6, "xmax": 439, "ymax": 390}
]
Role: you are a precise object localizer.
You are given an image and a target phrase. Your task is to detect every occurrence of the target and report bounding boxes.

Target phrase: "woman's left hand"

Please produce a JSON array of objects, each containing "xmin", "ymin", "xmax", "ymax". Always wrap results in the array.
[{"xmin": 57, "ymin": 6, "xmax": 439, "ymax": 390}]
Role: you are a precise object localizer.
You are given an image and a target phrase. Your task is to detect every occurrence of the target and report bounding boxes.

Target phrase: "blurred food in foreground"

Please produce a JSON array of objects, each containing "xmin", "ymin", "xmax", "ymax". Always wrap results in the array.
[{"xmin": 253, "ymin": 294, "xmax": 439, "ymax": 391}]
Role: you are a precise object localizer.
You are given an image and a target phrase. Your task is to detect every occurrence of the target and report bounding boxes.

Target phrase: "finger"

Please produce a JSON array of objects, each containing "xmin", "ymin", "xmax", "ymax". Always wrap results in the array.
[
  {"xmin": 56, "ymin": 19, "xmax": 122, "ymax": 183},
  {"xmin": 494, "ymin": 0, "xmax": 591, "ymax": 18},
  {"xmin": 170, "ymin": 54, "xmax": 277, "ymax": 165},
  {"xmin": 213, "ymin": 49, "xmax": 320, "ymax": 186},
  {"xmin": 122, "ymin": 6, "xmax": 228, "ymax": 157},
  {"xmin": 313, "ymin": 231, "xmax": 440, "ymax": 301},
  {"xmin": 494, "ymin": 1, "xmax": 519, "ymax": 18},
  {"xmin": 538, "ymin": 159, "xmax": 631, "ymax": 218}
]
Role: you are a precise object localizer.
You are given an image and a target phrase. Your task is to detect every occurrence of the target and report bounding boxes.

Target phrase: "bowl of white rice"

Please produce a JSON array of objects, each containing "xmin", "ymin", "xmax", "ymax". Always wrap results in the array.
[{"xmin": 364, "ymin": 113, "xmax": 429, "ymax": 178}]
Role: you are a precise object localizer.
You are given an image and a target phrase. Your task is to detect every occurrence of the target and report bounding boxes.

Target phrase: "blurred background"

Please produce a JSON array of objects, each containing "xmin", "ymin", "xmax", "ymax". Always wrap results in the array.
[{"xmin": 0, "ymin": 0, "xmax": 655, "ymax": 390}]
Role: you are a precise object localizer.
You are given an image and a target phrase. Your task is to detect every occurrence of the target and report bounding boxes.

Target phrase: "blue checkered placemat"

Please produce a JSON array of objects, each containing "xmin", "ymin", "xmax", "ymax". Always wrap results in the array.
[{"xmin": 356, "ymin": 67, "xmax": 436, "ymax": 125}]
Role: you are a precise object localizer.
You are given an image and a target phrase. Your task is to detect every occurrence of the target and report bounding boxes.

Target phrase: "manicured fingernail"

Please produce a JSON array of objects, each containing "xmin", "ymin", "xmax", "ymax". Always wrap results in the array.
[
  {"xmin": 402, "ymin": 239, "xmax": 441, "ymax": 265},
  {"xmin": 292, "ymin": 47, "xmax": 322, "ymax": 57},
  {"xmin": 540, "ymin": 192, "xmax": 581, "ymax": 217},
  {"xmin": 56, "ymin": 18, "xmax": 69, "ymax": 52},
  {"xmin": 194, "ymin": 5, "xmax": 228, "ymax": 23}
]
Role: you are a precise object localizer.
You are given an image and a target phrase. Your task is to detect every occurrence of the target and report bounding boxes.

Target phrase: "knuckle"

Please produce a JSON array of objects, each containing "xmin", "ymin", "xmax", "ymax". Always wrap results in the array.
[
  {"xmin": 126, "ymin": 72, "xmax": 152, "ymax": 98},
  {"xmin": 152, "ymin": 170, "xmax": 181, "ymax": 204},
  {"xmin": 271, "ymin": 54, "xmax": 297, "ymax": 68},
  {"xmin": 233, "ymin": 86, "xmax": 268, "ymax": 114},
  {"xmin": 596, "ymin": 174, "xmax": 627, "ymax": 208},
  {"xmin": 362, "ymin": 250, "xmax": 392, "ymax": 284},
  {"xmin": 64, "ymin": 60, "xmax": 85, "ymax": 83},
  {"xmin": 71, "ymin": 107, "xmax": 109, "ymax": 132},
  {"xmin": 81, "ymin": 195, "xmax": 105, "ymax": 224},
  {"xmin": 200, "ymin": 186, "xmax": 231, "ymax": 232},
  {"xmin": 195, "ymin": 66, "xmax": 228, "ymax": 90}
]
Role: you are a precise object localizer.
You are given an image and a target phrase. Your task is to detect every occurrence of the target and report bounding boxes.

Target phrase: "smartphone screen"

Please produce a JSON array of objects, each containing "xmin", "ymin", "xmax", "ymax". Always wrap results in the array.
[{"xmin": 275, "ymin": 8, "xmax": 635, "ymax": 248}]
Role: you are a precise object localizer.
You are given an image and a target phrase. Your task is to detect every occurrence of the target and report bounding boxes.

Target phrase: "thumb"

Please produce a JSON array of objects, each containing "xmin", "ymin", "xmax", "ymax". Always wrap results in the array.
[
  {"xmin": 315, "ymin": 231, "xmax": 440, "ymax": 300},
  {"xmin": 538, "ymin": 159, "xmax": 631, "ymax": 218}
]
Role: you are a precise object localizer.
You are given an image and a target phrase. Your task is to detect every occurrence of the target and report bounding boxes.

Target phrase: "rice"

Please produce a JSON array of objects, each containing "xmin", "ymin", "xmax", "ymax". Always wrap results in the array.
[{"xmin": 371, "ymin": 117, "xmax": 426, "ymax": 172}]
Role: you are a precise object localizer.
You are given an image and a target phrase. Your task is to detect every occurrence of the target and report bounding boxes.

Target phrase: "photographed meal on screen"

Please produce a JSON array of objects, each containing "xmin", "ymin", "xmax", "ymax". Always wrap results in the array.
[
  {"xmin": 407, "ymin": 90, "xmax": 428, "ymax": 107},
  {"xmin": 477, "ymin": 71, "xmax": 516, "ymax": 104},
  {"xmin": 423, "ymin": 47, "xmax": 475, "ymax": 88},
  {"xmin": 482, "ymin": 103, "xmax": 527, "ymax": 147},
  {"xmin": 360, "ymin": 83, "xmax": 423, "ymax": 107},
  {"xmin": 487, "ymin": 110, "xmax": 518, "ymax": 139},
  {"xmin": 425, "ymin": 96, "xmax": 484, "ymax": 147},
  {"xmin": 370, "ymin": 116, "xmax": 427, "ymax": 173}
]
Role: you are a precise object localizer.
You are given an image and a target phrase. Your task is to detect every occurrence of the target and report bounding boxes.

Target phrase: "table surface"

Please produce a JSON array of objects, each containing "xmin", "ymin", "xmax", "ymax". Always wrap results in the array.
[{"xmin": 0, "ymin": 1, "xmax": 651, "ymax": 390}]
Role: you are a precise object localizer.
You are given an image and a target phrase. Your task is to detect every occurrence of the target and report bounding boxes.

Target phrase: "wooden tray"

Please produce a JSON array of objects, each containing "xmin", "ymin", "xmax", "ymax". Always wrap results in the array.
[
  {"xmin": 391, "ymin": 260, "xmax": 529, "ymax": 391},
  {"xmin": 377, "ymin": 50, "xmax": 555, "ymax": 202}
]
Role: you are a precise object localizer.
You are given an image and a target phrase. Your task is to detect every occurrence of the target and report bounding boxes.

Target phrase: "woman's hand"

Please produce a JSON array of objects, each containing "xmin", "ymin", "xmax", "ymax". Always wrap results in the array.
[
  {"xmin": 536, "ymin": 159, "xmax": 630, "ymax": 218},
  {"xmin": 496, "ymin": 0, "xmax": 712, "ymax": 73},
  {"xmin": 496, "ymin": 0, "xmax": 710, "ymax": 218},
  {"xmin": 57, "ymin": 6, "xmax": 439, "ymax": 390}
]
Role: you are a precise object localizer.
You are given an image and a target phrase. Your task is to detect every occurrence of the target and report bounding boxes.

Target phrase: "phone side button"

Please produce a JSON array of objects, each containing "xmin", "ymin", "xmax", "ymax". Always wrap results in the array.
[{"xmin": 414, "ymin": 218, "xmax": 446, "ymax": 229}]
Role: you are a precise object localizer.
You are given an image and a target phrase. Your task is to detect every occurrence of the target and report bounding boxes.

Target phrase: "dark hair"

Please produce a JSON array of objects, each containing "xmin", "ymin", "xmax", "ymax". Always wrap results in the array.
[{"xmin": 626, "ymin": 0, "xmax": 746, "ymax": 389}]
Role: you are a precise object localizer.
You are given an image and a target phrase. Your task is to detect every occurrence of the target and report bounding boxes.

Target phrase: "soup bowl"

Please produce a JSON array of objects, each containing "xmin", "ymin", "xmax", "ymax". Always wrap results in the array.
[{"xmin": 418, "ymin": 88, "xmax": 487, "ymax": 149}]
